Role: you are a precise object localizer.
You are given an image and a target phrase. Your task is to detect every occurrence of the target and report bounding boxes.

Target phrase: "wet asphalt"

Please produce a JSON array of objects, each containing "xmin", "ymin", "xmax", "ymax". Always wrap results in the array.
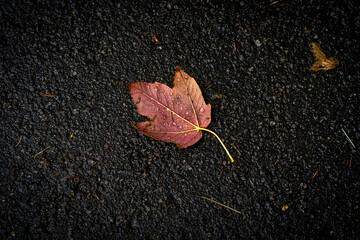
[{"xmin": 1, "ymin": 1, "xmax": 359, "ymax": 239}]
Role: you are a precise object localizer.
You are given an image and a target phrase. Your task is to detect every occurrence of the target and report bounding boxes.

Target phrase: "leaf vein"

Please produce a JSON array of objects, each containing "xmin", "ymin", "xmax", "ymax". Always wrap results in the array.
[{"xmin": 137, "ymin": 87, "xmax": 197, "ymax": 129}]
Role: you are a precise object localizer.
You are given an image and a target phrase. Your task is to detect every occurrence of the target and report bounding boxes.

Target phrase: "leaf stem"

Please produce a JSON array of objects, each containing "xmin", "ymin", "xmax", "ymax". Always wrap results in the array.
[{"xmin": 198, "ymin": 127, "xmax": 234, "ymax": 163}]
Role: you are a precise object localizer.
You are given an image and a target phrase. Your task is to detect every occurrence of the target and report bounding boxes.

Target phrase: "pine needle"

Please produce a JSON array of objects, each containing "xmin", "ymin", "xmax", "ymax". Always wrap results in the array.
[
  {"xmin": 341, "ymin": 128, "xmax": 355, "ymax": 148},
  {"xmin": 15, "ymin": 136, "xmax": 22, "ymax": 147},
  {"xmin": 34, "ymin": 146, "xmax": 51, "ymax": 159},
  {"xmin": 199, "ymin": 196, "xmax": 241, "ymax": 214}
]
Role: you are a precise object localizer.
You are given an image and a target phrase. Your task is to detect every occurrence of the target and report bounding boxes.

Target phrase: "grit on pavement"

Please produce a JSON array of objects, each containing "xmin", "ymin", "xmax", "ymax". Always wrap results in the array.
[{"xmin": 1, "ymin": 1, "xmax": 359, "ymax": 239}]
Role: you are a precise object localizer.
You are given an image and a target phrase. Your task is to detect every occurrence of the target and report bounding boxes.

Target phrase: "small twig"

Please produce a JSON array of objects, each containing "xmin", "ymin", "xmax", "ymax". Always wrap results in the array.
[
  {"xmin": 347, "ymin": 156, "xmax": 353, "ymax": 168},
  {"xmin": 231, "ymin": 144, "xmax": 241, "ymax": 156},
  {"xmin": 270, "ymin": 1, "xmax": 280, "ymax": 5},
  {"xmin": 38, "ymin": 114, "xmax": 49, "ymax": 121},
  {"xmin": 129, "ymin": 121, "xmax": 137, "ymax": 128},
  {"xmin": 50, "ymin": 172, "xmax": 61, "ymax": 178},
  {"xmin": 15, "ymin": 136, "xmax": 22, "ymax": 147},
  {"xmin": 341, "ymin": 128, "xmax": 355, "ymax": 148},
  {"xmin": 151, "ymin": 32, "xmax": 159, "ymax": 43},
  {"xmin": 205, "ymin": 84, "xmax": 213, "ymax": 90},
  {"xmin": 199, "ymin": 196, "xmax": 241, "ymax": 214},
  {"xmin": 34, "ymin": 146, "xmax": 51, "ymax": 159},
  {"xmin": 43, "ymin": 122, "xmax": 51, "ymax": 133},
  {"xmin": 40, "ymin": 92, "xmax": 56, "ymax": 97}
]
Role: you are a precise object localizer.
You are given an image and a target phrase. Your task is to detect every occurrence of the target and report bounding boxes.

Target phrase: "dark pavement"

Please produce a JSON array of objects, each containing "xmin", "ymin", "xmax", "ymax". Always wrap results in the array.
[{"xmin": 1, "ymin": 1, "xmax": 359, "ymax": 239}]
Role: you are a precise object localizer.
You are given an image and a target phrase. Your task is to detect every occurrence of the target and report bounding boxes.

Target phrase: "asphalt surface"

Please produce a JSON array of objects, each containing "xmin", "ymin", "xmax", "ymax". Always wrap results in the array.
[{"xmin": 1, "ymin": 1, "xmax": 359, "ymax": 239}]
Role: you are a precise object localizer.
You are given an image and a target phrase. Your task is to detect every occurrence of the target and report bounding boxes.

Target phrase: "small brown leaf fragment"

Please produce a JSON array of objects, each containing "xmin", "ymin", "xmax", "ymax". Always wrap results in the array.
[
  {"xmin": 211, "ymin": 93, "xmax": 223, "ymax": 99},
  {"xmin": 310, "ymin": 42, "xmax": 339, "ymax": 71},
  {"xmin": 232, "ymin": 42, "xmax": 237, "ymax": 53},
  {"xmin": 62, "ymin": 208, "xmax": 67, "ymax": 216},
  {"xmin": 41, "ymin": 157, "xmax": 50, "ymax": 167},
  {"xmin": 0, "ymin": 100, "xmax": 12, "ymax": 108},
  {"xmin": 282, "ymin": 205, "xmax": 289, "ymax": 211}
]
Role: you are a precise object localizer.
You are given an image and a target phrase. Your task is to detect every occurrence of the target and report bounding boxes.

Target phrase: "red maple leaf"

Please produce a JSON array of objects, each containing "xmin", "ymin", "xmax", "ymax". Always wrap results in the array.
[{"xmin": 128, "ymin": 67, "xmax": 233, "ymax": 162}]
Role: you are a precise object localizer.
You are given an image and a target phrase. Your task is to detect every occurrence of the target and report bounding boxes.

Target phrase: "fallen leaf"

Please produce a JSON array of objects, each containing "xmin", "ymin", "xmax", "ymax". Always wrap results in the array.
[
  {"xmin": 310, "ymin": 42, "xmax": 339, "ymax": 71},
  {"xmin": 128, "ymin": 67, "xmax": 234, "ymax": 162}
]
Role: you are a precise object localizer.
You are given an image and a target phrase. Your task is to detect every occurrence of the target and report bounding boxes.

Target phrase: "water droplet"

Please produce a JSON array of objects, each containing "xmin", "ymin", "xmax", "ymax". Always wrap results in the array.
[
  {"xmin": 172, "ymin": 122, "xmax": 177, "ymax": 126},
  {"xmin": 200, "ymin": 107, "xmax": 205, "ymax": 112},
  {"xmin": 177, "ymin": 126, "xmax": 183, "ymax": 129}
]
